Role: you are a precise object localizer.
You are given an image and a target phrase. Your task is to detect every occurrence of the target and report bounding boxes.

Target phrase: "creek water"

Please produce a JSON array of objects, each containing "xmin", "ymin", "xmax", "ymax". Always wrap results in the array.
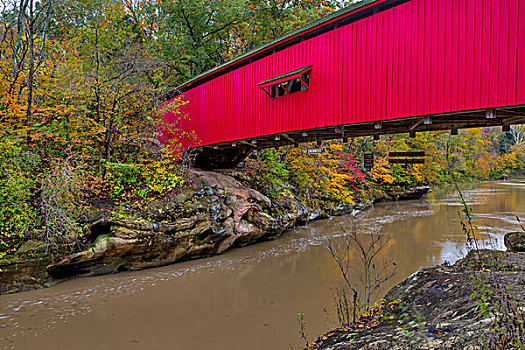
[{"xmin": 1, "ymin": 181, "xmax": 525, "ymax": 350}]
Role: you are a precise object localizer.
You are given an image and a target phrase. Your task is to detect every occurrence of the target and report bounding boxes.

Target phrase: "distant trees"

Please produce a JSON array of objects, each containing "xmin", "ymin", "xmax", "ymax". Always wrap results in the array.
[
  {"xmin": 510, "ymin": 125, "xmax": 525, "ymax": 145},
  {"xmin": 156, "ymin": 0, "xmax": 340, "ymax": 84},
  {"xmin": 158, "ymin": 0, "xmax": 246, "ymax": 78}
]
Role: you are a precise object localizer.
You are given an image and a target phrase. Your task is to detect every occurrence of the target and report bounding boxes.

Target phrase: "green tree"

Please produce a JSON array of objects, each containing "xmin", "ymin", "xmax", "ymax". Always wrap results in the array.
[{"xmin": 157, "ymin": 0, "xmax": 245, "ymax": 80}]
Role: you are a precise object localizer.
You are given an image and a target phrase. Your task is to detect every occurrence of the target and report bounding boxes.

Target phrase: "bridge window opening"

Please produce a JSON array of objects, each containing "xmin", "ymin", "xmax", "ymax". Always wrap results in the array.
[
  {"xmin": 272, "ymin": 77, "xmax": 308, "ymax": 97},
  {"xmin": 259, "ymin": 65, "xmax": 311, "ymax": 98}
]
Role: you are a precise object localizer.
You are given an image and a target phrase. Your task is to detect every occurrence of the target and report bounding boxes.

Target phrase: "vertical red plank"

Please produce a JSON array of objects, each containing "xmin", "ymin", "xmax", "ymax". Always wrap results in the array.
[
  {"xmin": 328, "ymin": 30, "xmax": 333, "ymax": 128},
  {"xmin": 357, "ymin": 20, "xmax": 363, "ymax": 123},
  {"xmin": 363, "ymin": 18, "xmax": 373, "ymax": 121},
  {"xmin": 516, "ymin": 0, "xmax": 525, "ymax": 104},
  {"xmin": 470, "ymin": 0, "xmax": 482, "ymax": 109},
  {"xmin": 361, "ymin": 18, "xmax": 367, "ymax": 122},
  {"xmin": 436, "ymin": 0, "xmax": 446, "ymax": 113},
  {"xmin": 303, "ymin": 49, "xmax": 308, "ymax": 130},
  {"xmin": 430, "ymin": 0, "xmax": 439, "ymax": 114},
  {"xmin": 350, "ymin": 23, "xmax": 361, "ymax": 122},
  {"xmin": 338, "ymin": 28, "xmax": 345, "ymax": 126},
  {"xmin": 397, "ymin": 3, "xmax": 405, "ymax": 119},
  {"xmin": 332, "ymin": 30, "xmax": 338, "ymax": 127},
  {"xmin": 345, "ymin": 25, "xmax": 350, "ymax": 125},
  {"xmin": 384, "ymin": 10, "xmax": 391, "ymax": 119},
  {"xmin": 312, "ymin": 40, "xmax": 318, "ymax": 128},
  {"xmin": 338, "ymin": 28, "xmax": 342, "ymax": 126},
  {"xmin": 443, "ymin": 0, "xmax": 453, "ymax": 112},
  {"xmin": 370, "ymin": 16, "xmax": 378, "ymax": 121},
  {"xmin": 344, "ymin": 26, "xmax": 350, "ymax": 124},
  {"xmin": 424, "ymin": 0, "xmax": 432, "ymax": 114},
  {"xmin": 315, "ymin": 38, "xmax": 320, "ymax": 128},
  {"xmin": 366, "ymin": 17, "xmax": 371, "ymax": 123},
  {"xmin": 325, "ymin": 31, "xmax": 331, "ymax": 127},
  {"xmin": 421, "ymin": 0, "xmax": 432, "ymax": 114},
  {"xmin": 455, "ymin": 0, "xmax": 466, "ymax": 111},
  {"xmin": 351, "ymin": 23, "xmax": 357, "ymax": 124},
  {"xmin": 506, "ymin": 0, "xmax": 519, "ymax": 105},
  {"xmin": 375, "ymin": 13, "xmax": 386, "ymax": 117},
  {"xmin": 398, "ymin": 3, "xmax": 408, "ymax": 117},
  {"xmin": 391, "ymin": 6, "xmax": 400, "ymax": 119},
  {"xmin": 376, "ymin": 12, "xmax": 385, "ymax": 120},
  {"xmin": 479, "ymin": 0, "xmax": 491, "ymax": 107},
  {"xmin": 489, "ymin": 0, "xmax": 501, "ymax": 106},
  {"xmin": 289, "ymin": 47, "xmax": 294, "ymax": 132},
  {"xmin": 464, "ymin": 0, "xmax": 483, "ymax": 109},
  {"xmin": 382, "ymin": 11, "xmax": 394, "ymax": 119},
  {"xmin": 320, "ymin": 34, "xmax": 325, "ymax": 128},
  {"xmin": 350, "ymin": 23, "xmax": 355, "ymax": 124},
  {"xmin": 409, "ymin": 0, "xmax": 418, "ymax": 115},
  {"xmin": 400, "ymin": 3, "xmax": 409, "ymax": 118},
  {"xmin": 315, "ymin": 34, "xmax": 321, "ymax": 128},
  {"xmin": 337, "ymin": 29, "xmax": 342, "ymax": 126},
  {"xmin": 286, "ymin": 51, "xmax": 290, "ymax": 132},
  {"xmin": 322, "ymin": 33, "xmax": 327, "ymax": 128},
  {"xmin": 232, "ymin": 72, "xmax": 236, "ymax": 141}
]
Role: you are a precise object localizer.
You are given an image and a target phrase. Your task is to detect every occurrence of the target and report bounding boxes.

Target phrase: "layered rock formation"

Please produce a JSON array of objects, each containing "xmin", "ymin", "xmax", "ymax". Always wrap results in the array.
[
  {"xmin": 47, "ymin": 170, "xmax": 287, "ymax": 277},
  {"xmin": 1, "ymin": 170, "xmax": 365, "ymax": 294}
]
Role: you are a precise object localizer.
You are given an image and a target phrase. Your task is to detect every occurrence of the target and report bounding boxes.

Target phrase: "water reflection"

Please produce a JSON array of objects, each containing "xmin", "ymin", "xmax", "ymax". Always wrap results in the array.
[{"xmin": 1, "ymin": 181, "xmax": 524, "ymax": 350}]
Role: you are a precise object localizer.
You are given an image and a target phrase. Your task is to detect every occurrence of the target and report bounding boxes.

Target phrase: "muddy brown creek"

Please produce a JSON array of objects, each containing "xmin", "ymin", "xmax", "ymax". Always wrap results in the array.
[{"xmin": 2, "ymin": 181, "xmax": 525, "ymax": 350}]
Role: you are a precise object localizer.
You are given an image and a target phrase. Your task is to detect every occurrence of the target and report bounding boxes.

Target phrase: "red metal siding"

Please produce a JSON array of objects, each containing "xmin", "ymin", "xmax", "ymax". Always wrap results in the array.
[{"xmin": 162, "ymin": 0, "xmax": 525, "ymax": 148}]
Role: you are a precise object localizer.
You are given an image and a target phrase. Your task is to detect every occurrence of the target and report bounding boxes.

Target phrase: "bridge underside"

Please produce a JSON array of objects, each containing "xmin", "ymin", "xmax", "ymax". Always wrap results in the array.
[{"xmin": 192, "ymin": 106, "xmax": 525, "ymax": 169}]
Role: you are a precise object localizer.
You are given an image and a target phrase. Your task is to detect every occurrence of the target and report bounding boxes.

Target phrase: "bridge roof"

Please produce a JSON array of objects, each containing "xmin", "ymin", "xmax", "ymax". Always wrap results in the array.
[{"xmin": 163, "ymin": 0, "xmax": 404, "ymax": 100}]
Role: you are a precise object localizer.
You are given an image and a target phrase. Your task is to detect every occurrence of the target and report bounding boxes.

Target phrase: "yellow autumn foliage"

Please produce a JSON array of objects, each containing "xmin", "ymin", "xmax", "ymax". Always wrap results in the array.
[{"xmin": 287, "ymin": 142, "xmax": 367, "ymax": 206}]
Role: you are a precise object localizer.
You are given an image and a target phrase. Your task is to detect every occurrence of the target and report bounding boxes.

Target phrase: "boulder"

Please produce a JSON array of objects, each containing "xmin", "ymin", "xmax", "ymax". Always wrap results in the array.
[
  {"xmin": 385, "ymin": 186, "xmax": 431, "ymax": 201},
  {"xmin": 504, "ymin": 231, "xmax": 525, "ymax": 252}
]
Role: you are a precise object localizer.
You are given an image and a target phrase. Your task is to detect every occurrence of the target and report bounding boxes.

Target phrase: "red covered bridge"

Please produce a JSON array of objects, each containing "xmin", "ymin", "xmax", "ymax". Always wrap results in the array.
[{"xmin": 161, "ymin": 0, "xmax": 525, "ymax": 168}]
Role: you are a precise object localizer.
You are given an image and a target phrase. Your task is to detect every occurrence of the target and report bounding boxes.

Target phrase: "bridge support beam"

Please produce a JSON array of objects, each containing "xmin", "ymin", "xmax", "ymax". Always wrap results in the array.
[{"xmin": 188, "ymin": 106, "xmax": 525, "ymax": 169}]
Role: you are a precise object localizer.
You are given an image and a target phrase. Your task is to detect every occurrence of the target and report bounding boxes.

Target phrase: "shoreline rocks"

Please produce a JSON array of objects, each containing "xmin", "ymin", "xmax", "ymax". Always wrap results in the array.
[
  {"xmin": 310, "ymin": 249, "xmax": 525, "ymax": 350},
  {"xmin": 380, "ymin": 186, "xmax": 432, "ymax": 202},
  {"xmin": 504, "ymin": 231, "xmax": 525, "ymax": 252}
]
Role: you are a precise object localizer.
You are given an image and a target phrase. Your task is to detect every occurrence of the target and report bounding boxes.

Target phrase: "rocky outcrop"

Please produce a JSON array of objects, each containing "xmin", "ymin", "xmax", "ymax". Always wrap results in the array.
[
  {"xmin": 310, "ymin": 249, "xmax": 525, "ymax": 350},
  {"xmin": 1, "ymin": 170, "xmax": 429, "ymax": 294},
  {"xmin": 504, "ymin": 231, "xmax": 525, "ymax": 252},
  {"xmin": 382, "ymin": 186, "xmax": 431, "ymax": 202},
  {"xmin": 45, "ymin": 170, "xmax": 366, "ymax": 279},
  {"xmin": 0, "ymin": 240, "xmax": 53, "ymax": 294},
  {"xmin": 3, "ymin": 170, "xmax": 345, "ymax": 293},
  {"xmin": 46, "ymin": 170, "xmax": 294, "ymax": 278}
]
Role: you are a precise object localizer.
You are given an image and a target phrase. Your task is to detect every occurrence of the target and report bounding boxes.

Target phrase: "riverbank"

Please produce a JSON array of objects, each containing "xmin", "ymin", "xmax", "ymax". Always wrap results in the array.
[
  {"xmin": 308, "ymin": 247, "xmax": 525, "ymax": 350},
  {"xmin": 0, "ymin": 169, "xmax": 430, "ymax": 295}
]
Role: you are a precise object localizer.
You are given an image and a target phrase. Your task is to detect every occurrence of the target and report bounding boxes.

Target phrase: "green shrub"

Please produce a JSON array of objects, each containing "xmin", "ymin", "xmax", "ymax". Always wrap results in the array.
[
  {"xmin": 245, "ymin": 150, "xmax": 289, "ymax": 198},
  {"xmin": 0, "ymin": 139, "xmax": 39, "ymax": 254},
  {"xmin": 39, "ymin": 160, "xmax": 84, "ymax": 252},
  {"xmin": 104, "ymin": 161, "xmax": 141, "ymax": 198},
  {"xmin": 95, "ymin": 159, "xmax": 185, "ymax": 200}
]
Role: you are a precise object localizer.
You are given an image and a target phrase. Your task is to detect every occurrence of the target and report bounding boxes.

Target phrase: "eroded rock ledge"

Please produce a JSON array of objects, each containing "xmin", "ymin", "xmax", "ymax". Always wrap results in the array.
[
  {"xmin": 47, "ymin": 170, "xmax": 284, "ymax": 277},
  {"xmin": 1, "ymin": 170, "xmax": 376, "ymax": 294}
]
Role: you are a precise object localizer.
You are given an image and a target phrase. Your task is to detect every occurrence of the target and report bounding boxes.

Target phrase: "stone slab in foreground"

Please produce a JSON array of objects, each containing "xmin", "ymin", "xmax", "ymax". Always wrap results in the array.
[{"xmin": 311, "ymin": 249, "xmax": 525, "ymax": 350}]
